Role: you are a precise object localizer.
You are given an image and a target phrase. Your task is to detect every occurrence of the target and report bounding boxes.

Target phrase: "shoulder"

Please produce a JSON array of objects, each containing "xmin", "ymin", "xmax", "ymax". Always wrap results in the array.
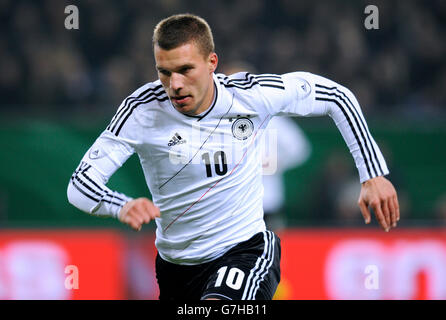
[
  {"xmin": 122, "ymin": 80, "xmax": 168, "ymax": 106},
  {"xmin": 107, "ymin": 80, "xmax": 168, "ymax": 136},
  {"xmin": 216, "ymin": 72, "xmax": 285, "ymax": 92}
]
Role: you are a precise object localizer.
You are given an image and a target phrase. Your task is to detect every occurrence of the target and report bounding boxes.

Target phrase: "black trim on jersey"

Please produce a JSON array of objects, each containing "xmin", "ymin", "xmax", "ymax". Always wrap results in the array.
[
  {"xmin": 179, "ymin": 113, "xmax": 201, "ymax": 119},
  {"xmin": 242, "ymin": 231, "xmax": 275, "ymax": 300},
  {"xmin": 217, "ymin": 73, "xmax": 285, "ymax": 90},
  {"xmin": 254, "ymin": 74, "xmax": 282, "ymax": 79},
  {"xmin": 71, "ymin": 165, "xmax": 103, "ymax": 200},
  {"xmin": 258, "ymin": 83, "xmax": 285, "ymax": 90},
  {"xmin": 174, "ymin": 82, "xmax": 218, "ymax": 122},
  {"xmin": 80, "ymin": 170, "xmax": 127, "ymax": 204},
  {"xmin": 315, "ymin": 84, "xmax": 384, "ymax": 177},
  {"xmin": 71, "ymin": 178, "xmax": 101, "ymax": 202},
  {"xmin": 71, "ymin": 177, "xmax": 123, "ymax": 207},
  {"xmin": 72, "ymin": 161, "xmax": 88, "ymax": 179},
  {"xmin": 107, "ymin": 84, "xmax": 164, "ymax": 131},
  {"xmin": 107, "ymin": 84, "xmax": 168, "ymax": 136},
  {"xmin": 217, "ymin": 73, "xmax": 256, "ymax": 89},
  {"xmin": 115, "ymin": 94, "xmax": 169, "ymax": 136},
  {"xmin": 163, "ymin": 112, "xmax": 272, "ymax": 232},
  {"xmin": 315, "ymin": 84, "xmax": 383, "ymax": 178},
  {"xmin": 102, "ymin": 194, "xmax": 127, "ymax": 207},
  {"xmin": 314, "ymin": 96, "xmax": 373, "ymax": 178},
  {"xmin": 159, "ymin": 93, "xmax": 235, "ymax": 191},
  {"xmin": 317, "ymin": 84, "xmax": 385, "ymax": 177},
  {"xmin": 197, "ymin": 82, "xmax": 218, "ymax": 121},
  {"xmin": 70, "ymin": 162, "xmax": 126, "ymax": 207},
  {"xmin": 254, "ymin": 74, "xmax": 285, "ymax": 89}
]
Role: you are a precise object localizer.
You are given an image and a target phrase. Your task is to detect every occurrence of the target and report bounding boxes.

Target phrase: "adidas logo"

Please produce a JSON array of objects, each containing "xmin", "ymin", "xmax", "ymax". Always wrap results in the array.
[{"xmin": 167, "ymin": 133, "xmax": 187, "ymax": 147}]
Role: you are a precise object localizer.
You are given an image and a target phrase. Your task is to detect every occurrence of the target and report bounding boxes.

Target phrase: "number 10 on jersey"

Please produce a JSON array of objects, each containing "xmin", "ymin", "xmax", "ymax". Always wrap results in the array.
[{"xmin": 202, "ymin": 151, "xmax": 228, "ymax": 177}]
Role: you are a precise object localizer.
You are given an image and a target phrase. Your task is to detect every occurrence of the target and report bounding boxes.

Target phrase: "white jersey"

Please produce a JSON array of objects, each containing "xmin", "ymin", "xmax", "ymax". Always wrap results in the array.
[{"xmin": 67, "ymin": 71, "xmax": 389, "ymax": 264}]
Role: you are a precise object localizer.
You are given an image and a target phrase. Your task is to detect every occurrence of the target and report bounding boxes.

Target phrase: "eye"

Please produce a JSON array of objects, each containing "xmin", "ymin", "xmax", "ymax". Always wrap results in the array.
[
  {"xmin": 179, "ymin": 67, "xmax": 192, "ymax": 74},
  {"xmin": 158, "ymin": 69, "xmax": 171, "ymax": 76}
]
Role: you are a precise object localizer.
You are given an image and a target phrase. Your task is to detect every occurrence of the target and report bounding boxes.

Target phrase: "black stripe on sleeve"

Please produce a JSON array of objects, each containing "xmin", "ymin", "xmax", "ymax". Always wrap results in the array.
[
  {"xmin": 218, "ymin": 73, "xmax": 256, "ymax": 87},
  {"xmin": 256, "ymin": 79, "xmax": 283, "ymax": 84},
  {"xmin": 257, "ymin": 83, "xmax": 285, "ymax": 90},
  {"xmin": 71, "ymin": 176, "xmax": 102, "ymax": 202},
  {"xmin": 80, "ymin": 164, "xmax": 129, "ymax": 203},
  {"xmin": 81, "ymin": 172, "xmax": 126, "ymax": 202},
  {"xmin": 73, "ymin": 161, "xmax": 89, "ymax": 176},
  {"xmin": 71, "ymin": 163, "xmax": 127, "ymax": 208},
  {"xmin": 102, "ymin": 198, "xmax": 125, "ymax": 207},
  {"xmin": 107, "ymin": 84, "xmax": 168, "ymax": 136},
  {"xmin": 254, "ymin": 74, "xmax": 282, "ymax": 79},
  {"xmin": 71, "ymin": 182, "xmax": 101, "ymax": 203},
  {"xmin": 114, "ymin": 93, "xmax": 169, "ymax": 136},
  {"xmin": 80, "ymin": 170, "xmax": 127, "ymax": 204},
  {"xmin": 218, "ymin": 80, "xmax": 259, "ymax": 90},
  {"xmin": 256, "ymin": 77, "xmax": 285, "ymax": 89},
  {"xmin": 107, "ymin": 84, "xmax": 163, "ymax": 131},
  {"xmin": 315, "ymin": 94, "xmax": 374, "ymax": 179},
  {"xmin": 111, "ymin": 87, "xmax": 166, "ymax": 132},
  {"xmin": 218, "ymin": 73, "xmax": 285, "ymax": 90},
  {"xmin": 316, "ymin": 84, "xmax": 384, "ymax": 175},
  {"xmin": 71, "ymin": 163, "xmax": 106, "ymax": 201},
  {"xmin": 72, "ymin": 173, "xmax": 105, "ymax": 200}
]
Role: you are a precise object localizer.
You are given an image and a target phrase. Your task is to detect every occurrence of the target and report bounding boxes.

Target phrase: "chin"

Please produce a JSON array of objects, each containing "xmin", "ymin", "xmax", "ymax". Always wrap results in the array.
[
  {"xmin": 177, "ymin": 102, "xmax": 199, "ymax": 114},
  {"xmin": 175, "ymin": 105, "xmax": 193, "ymax": 115}
]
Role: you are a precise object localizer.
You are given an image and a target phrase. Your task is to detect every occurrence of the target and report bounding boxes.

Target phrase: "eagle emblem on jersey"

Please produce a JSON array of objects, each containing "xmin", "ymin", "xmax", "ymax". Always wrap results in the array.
[{"xmin": 232, "ymin": 117, "xmax": 254, "ymax": 140}]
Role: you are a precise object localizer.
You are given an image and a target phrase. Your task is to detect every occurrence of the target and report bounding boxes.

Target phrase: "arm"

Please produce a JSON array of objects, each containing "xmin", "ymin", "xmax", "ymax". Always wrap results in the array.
[
  {"xmin": 262, "ymin": 71, "xmax": 400, "ymax": 231},
  {"xmin": 67, "ymin": 130, "xmax": 159, "ymax": 231}
]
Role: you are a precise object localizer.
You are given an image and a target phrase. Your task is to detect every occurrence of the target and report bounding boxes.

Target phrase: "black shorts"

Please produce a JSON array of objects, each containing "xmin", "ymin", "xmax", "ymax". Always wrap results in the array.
[{"xmin": 155, "ymin": 230, "xmax": 281, "ymax": 300}]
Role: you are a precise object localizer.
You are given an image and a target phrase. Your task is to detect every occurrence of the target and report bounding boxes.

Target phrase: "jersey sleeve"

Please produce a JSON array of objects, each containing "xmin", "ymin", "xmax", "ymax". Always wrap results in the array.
[
  {"xmin": 66, "ymin": 86, "xmax": 147, "ymax": 218},
  {"xmin": 260, "ymin": 71, "xmax": 389, "ymax": 183},
  {"xmin": 67, "ymin": 129, "xmax": 136, "ymax": 218},
  {"xmin": 67, "ymin": 81, "xmax": 162, "ymax": 218}
]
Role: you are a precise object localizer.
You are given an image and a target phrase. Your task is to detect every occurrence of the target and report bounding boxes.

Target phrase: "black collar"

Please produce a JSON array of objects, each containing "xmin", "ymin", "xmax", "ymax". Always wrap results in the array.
[{"xmin": 173, "ymin": 81, "xmax": 218, "ymax": 121}]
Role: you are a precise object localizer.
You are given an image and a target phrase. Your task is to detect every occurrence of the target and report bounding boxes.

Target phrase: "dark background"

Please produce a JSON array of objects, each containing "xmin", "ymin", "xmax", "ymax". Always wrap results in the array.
[{"xmin": 1, "ymin": 0, "xmax": 445, "ymax": 228}]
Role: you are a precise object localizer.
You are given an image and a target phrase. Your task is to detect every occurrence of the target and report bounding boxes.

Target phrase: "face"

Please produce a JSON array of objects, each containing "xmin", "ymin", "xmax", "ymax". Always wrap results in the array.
[{"xmin": 154, "ymin": 42, "xmax": 218, "ymax": 116}]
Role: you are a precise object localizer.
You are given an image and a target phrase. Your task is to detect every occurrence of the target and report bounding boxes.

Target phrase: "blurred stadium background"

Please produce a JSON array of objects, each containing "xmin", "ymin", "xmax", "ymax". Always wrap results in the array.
[{"xmin": 0, "ymin": 0, "xmax": 445, "ymax": 299}]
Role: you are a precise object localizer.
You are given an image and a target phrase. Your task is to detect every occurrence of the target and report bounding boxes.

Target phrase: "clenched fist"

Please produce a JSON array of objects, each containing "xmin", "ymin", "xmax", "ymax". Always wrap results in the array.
[{"xmin": 119, "ymin": 198, "xmax": 160, "ymax": 231}]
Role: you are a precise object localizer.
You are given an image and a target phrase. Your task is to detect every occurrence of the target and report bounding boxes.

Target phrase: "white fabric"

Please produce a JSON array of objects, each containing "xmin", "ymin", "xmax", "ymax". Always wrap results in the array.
[{"xmin": 67, "ymin": 71, "xmax": 389, "ymax": 265}]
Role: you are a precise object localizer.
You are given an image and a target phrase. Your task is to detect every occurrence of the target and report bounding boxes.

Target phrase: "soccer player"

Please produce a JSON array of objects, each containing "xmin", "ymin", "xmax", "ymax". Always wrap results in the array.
[{"xmin": 67, "ymin": 14, "xmax": 400, "ymax": 300}]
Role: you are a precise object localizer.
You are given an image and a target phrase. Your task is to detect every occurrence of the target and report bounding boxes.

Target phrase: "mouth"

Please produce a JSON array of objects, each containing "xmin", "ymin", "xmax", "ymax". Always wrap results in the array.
[{"xmin": 171, "ymin": 95, "xmax": 192, "ymax": 105}]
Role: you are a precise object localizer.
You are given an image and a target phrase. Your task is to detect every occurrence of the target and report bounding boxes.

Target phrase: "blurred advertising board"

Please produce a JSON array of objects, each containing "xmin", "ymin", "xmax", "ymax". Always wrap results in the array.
[
  {"xmin": 0, "ymin": 230, "xmax": 127, "ymax": 299},
  {"xmin": 1, "ymin": 228, "xmax": 446, "ymax": 300},
  {"xmin": 276, "ymin": 229, "xmax": 446, "ymax": 300}
]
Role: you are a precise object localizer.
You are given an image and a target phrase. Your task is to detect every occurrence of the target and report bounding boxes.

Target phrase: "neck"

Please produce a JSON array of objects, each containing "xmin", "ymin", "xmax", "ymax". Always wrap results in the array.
[{"xmin": 194, "ymin": 80, "xmax": 215, "ymax": 115}]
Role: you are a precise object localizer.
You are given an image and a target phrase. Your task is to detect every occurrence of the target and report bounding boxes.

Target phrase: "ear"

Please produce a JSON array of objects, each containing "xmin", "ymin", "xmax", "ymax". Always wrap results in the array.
[{"xmin": 208, "ymin": 52, "xmax": 218, "ymax": 73}]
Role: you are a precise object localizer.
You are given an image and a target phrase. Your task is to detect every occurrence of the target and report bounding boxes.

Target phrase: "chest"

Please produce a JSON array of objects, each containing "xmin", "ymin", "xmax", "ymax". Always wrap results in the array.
[{"xmin": 133, "ymin": 98, "xmax": 270, "ymax": 194}]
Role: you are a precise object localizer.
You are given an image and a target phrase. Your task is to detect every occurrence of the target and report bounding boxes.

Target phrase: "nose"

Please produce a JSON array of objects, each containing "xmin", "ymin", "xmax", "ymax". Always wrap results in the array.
[{"xmin": 169, "ymin": 72, "xmax": 183, "ymax": 92}]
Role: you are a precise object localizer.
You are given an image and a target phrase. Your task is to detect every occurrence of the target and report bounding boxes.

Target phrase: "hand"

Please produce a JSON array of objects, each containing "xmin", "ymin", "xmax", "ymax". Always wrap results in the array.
[
  {"xmin": 358, "ymin": 176, "xmax": 400, "ymax": 232},
  {"xmin": 119, "ymin": 198, "xmax": 160, "ymax": 231}
]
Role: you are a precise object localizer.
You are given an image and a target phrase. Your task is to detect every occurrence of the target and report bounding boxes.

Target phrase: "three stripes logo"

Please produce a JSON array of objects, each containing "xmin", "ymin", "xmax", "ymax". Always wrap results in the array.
[
  {"xmin": 107, "ymin": 83, "xmax": 169, "ymax": 137},
  {"xmin": 314, "ymin": 83, "xmax": 384, "ymax": 179},
  {"xmin": 167, "ymin": 133, "xmax": 187, "ymax": 147},
  {"xmin": 218, "ymin": 73, "xmax": 285, "ymax": 90}
]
